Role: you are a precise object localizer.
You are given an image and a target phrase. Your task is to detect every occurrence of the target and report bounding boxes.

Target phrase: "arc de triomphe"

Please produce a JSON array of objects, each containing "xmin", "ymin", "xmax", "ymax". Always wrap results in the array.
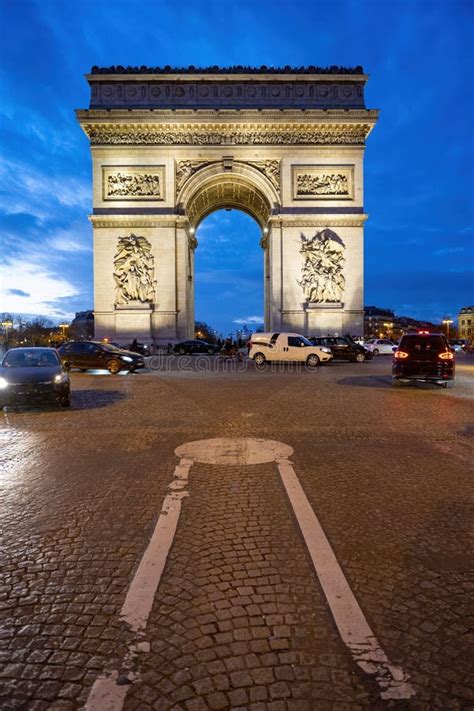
[{"xmin": 77, "ymin": 66, "xmax": 378, "ymax": 343}]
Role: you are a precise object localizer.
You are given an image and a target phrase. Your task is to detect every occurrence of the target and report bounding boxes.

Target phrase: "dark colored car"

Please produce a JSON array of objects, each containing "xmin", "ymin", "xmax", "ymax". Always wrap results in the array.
[
  {"xmin": 173, "ymin": 340, "xmax": 219, "ymax": 355},
  {"xmin": 0, "ymin": 347, "xmax": 70, "ymax": 408},
  {"xmin": 392, "ymin": 332, "xmax": 455, "ymax": 387},
  {"xmin": 58, "ymin": 341, "xmax": 145, "ymax": 374},
  {"xmin": 309, "ymin": 336, "xmax": 372, "ymax": 363}
]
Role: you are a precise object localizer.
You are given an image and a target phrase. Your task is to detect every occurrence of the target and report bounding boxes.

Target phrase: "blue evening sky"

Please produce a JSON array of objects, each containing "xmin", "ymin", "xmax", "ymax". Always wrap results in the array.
[{"xmin": 1, "ymin": 0, "xmax": 473, "ymax": 334}]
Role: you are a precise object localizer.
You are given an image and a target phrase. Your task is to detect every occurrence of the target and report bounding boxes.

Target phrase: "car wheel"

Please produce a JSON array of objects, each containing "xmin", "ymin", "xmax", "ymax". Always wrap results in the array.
[
  {"xmin": 61, "ymin": 396, "xmax": 71, "ymax": 407},
  {"xmin": 355, "ymin": 352, "xmax": 365, "ymax": 363},
  {"xmin": 107, "ymin": 359, "xmax": 121, "ymax": 374},
  {"xmin": 306, "ymin": 354, "xmax": 320, "ymax": 368},
  {"xmin": 178, "ymin": 347, "xmax": 186, "ymax": 355},
  {"xmin": 254, "ymin": 352, "xmax": 266, "ymax": 367},
  {"xmin": 373, "ymin": 349, "xmax": 379, "ymax": 356}
]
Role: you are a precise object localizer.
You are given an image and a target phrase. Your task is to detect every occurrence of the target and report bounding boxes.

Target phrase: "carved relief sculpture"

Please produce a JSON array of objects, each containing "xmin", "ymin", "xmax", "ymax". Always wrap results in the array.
[
  {"xmin": 298, "ymin": 229, "xmax": 346, "ymax": 303},
  {"xmin": 176, "ymin": 160, "xmax": 213, "ymax": 192},
  {"xmin": 293, "ymin": 166, "xmax": 354, "ymax": 200},
  {"xmin": 251, "ymin": 160, "xmax": 280, "ymax": 191},
  {"xmin": 103, "ymin": 167, "xmax": 165, "ymax": 200},
  {"xmin": 87, "ymin": 126, "xmax": 369, "ymax": 146},
  {"xmin": 114, "ymin": 235, "xmax": 156, "ymax": 305}
]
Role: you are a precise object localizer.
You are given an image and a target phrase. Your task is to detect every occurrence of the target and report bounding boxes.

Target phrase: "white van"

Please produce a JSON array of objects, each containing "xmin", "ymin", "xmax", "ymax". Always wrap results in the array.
[{"xmin": 249, "ymin": 332, "xmax": 333, "ymax": 367}]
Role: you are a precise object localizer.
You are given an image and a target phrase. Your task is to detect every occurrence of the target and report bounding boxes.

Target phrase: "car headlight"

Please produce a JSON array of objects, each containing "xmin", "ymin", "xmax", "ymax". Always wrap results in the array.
[
  {"xmin": 0, "ymin": 377, "xmax": 9, "ymax": 390},
  {"xmin": 54, "ymin": 373, "xmax": 68, "ymax": 384},
  {"xmin": 320, "ymin": 347, "xmax": 332, "ymax": 354},
  {"xmin": 121, "ymin": 355, "xmax": 133, "ymax": 362}
]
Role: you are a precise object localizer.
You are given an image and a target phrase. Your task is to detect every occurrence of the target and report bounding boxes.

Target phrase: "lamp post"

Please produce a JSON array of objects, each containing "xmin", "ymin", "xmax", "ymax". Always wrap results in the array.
[
  {"xmin": 442, "ymin": 319, "xmax": 453, "ymax": 339},
  {"xmin": 1, "ymin": 320, "xmax": 13, "ymax": 351},
  {"xmin": 383, "ymin": 322, "xmax": 393, "ymax": 339}
]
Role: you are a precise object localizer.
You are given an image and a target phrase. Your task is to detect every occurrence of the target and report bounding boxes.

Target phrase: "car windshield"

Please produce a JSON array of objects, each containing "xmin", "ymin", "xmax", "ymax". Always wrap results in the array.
[{"xmin": 2, "ymin": 349, "xmax": 60, "ymax": 367}]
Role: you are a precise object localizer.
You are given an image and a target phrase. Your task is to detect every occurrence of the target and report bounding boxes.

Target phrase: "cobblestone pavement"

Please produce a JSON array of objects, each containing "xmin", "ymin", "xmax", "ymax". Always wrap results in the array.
[{"xmin": 0, "ymin": 356, "xmax": 473, "ymax": 710}]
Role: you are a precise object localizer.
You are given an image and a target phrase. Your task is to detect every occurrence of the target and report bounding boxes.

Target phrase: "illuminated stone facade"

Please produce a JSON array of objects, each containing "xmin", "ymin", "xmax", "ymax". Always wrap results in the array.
[{"xmin": 77, "ymin": 66, "xmax": 378, "ymax": 343}]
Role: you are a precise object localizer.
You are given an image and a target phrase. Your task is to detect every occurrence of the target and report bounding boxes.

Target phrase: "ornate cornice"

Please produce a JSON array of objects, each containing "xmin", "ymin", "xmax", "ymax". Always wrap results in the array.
[
  {"xmin": 90, "ymin": 65, "xmax": 365, "ymax": 75},
  {"xmin": 89, "ymin": 215, "xmax": 187, "ymax": 229},
  {"xmin": 78, "ymin": 108, "xmax": 378, "ymax": 120},
  {"xmin": 268, "ymin": 214, "xmax": 368, "ymax": 228},
  {"xmin": 80, "ymin": 122, "xmax": 373, "ymax": 146}
]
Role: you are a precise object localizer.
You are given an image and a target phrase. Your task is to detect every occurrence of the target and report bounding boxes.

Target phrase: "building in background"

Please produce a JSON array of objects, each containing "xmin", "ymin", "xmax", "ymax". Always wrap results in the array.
[
  {"xmin": 364, "ymin": 306, "xmax": 444, "ymax": 341},
  {"xmin": 70, "ymin": 310, "xmax": 94, "ymax": 339},
  {"xmin": 364, "ymin": 306, "xmax": 395, "ymax": 339},
  {"xmin": 458, "ymin": 306, "xmax": 473, "ymax": 343}
]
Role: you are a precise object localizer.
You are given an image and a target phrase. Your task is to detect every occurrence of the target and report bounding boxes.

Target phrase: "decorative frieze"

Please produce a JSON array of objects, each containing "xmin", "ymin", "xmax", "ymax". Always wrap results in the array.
[
  {"xmin": 103, "ymin": 166, "xmax": 165, "ymax": 201},
  {"xmin": 114, "ymin": 234, "xmax": 156, "ymax": 305},
  {"xmin": 298, "ymin": 229, "xmax": 346, "ymax": 304},
  {"xmin": 88, "ymin": 77, "xmax": 366, "ymax": 110},
  {"xmin": 85, "ymin": 124, "xmax": 370, "ymax": 146},
  {"xmin": 292, "ymin": 166, "xmax": 354, "ymax": 200}
]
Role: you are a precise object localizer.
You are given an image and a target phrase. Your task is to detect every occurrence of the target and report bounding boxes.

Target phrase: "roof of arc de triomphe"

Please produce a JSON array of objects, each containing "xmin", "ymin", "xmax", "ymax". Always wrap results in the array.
[{"xmin": 77, "ymin": 65, "xmax": 378, "ymax": 146}]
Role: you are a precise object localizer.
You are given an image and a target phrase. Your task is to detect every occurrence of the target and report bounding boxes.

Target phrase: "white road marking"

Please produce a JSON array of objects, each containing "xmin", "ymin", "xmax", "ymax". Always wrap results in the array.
[
  {"xmin": 175, "ymin": 437, "xmax": 293, "ymax": 466},
  {"xmin": 84, "ymin": 437, "xmax": 415, "ymax": 708},
  {"xmin": 84, "ymin": 457, "xmax": 193, "ymax": 711},
  {"xmin": 120, "ymin": 457, "xmax": 192, "ymax": 631},
  {"xmin": 277, "ymin": 458, "xmax": 415, "ymax": 700},
  {"xmin": 84, "ymin": 673, "xmax": 129, "ymax": 711}
]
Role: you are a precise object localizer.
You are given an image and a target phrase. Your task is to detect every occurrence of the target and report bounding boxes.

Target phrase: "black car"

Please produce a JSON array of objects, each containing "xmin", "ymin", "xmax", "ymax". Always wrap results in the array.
[
  {"xmin": 0, "ymin": 347, "xmax": 70, "ymax": 408},
  {"xmin": 309, "ymin": 336, "xmax": 372, "ymax": 363},
  {"xmin": 173, "ymin": 340, "xmax": 219, "ymax": 355},
  {"xmin": 392, "ymin": 332, "xmax": 455, "ymax": 387},
  {"xmin": 58, "ymin": 341, "xmax": 145, "ymax": 374}
]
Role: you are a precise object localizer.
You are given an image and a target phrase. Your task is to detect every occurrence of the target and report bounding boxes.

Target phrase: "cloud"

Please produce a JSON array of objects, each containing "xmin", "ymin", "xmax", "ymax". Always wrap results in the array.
[
  {"xmin": 0, "ymin": 259, "xmax": 79, "ymax": 319},
  {"xmin": 0, "ymin": 156, "xmax": 90, "ymax": 221},
  {"xmin": 7, "ymin": 288, "xmax": 30, "ymax": 297},
  {"xmin": 233, "ymin": 316, "xmax": 264, "ymax": 324}
]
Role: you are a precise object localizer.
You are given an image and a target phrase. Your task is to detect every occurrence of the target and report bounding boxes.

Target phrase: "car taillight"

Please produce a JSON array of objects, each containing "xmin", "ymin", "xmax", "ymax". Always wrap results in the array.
[
  {"xmin": 394, "ymin": 351, "xmax": 409, "ymax": 359},
  {"xmin": 438, "ymin": 352, "xmax": 454, "ymax": 360}
]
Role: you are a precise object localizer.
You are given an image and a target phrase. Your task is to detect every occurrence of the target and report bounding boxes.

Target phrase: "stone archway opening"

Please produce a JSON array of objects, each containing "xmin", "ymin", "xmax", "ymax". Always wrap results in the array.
[
  {"xmin": 194, "ymin": 208, "xmax": 264, "ymax": 339},
  {"xmin": 182, "ymin": 167, "xmax": 274, "ymax": 337}
]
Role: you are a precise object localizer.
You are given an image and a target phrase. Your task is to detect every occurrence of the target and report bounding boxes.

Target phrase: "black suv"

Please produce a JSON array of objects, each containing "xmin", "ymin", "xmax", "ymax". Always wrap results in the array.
[
  {"xmin": 392, "ymin": 332, "xmax": 455, "ymax": 387},
  {"xmin": 58, "ymin": 341, "xmax": 145, "ymax": 374},
  {"xmin": 309, "ymin": 336, "xmax": 372, "ymax": 363},
  {"xmin": 173, "ymin": 340, "xmax": 219, "ymax": 355}
]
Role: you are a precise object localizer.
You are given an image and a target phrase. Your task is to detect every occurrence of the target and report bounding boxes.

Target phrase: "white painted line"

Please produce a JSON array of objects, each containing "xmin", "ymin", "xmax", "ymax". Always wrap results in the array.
[
  {"xmin": 83, "ymin": 457, "xmax": 193, "ymax": 711},
  {"xmin": 83, "ymin": 673, "xmax": 129, "ymax": 711},
  {"xmin": 120, "ymin": 457, "xmax": 192, "ymax": 631},
  {"xmin": 277, "ymin": 458, "xmax": 415, "ymax": 700}
]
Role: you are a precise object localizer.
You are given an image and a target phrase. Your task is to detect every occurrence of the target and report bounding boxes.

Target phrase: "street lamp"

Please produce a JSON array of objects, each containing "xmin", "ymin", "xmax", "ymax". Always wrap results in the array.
[
  {"xmin": 442, "ymin": 319, "xmax": 453, "ymax": 338},
  {"xmin": 59, "ymin": 323, "xmax": 69, "ymax": 339},
  {"xmin": 1, "ymin": 320, "xmax": 13, "ymax": 350},
  {"xmin": 383, "ymin": 322, "xmax": 393, "ymax": 338}
]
